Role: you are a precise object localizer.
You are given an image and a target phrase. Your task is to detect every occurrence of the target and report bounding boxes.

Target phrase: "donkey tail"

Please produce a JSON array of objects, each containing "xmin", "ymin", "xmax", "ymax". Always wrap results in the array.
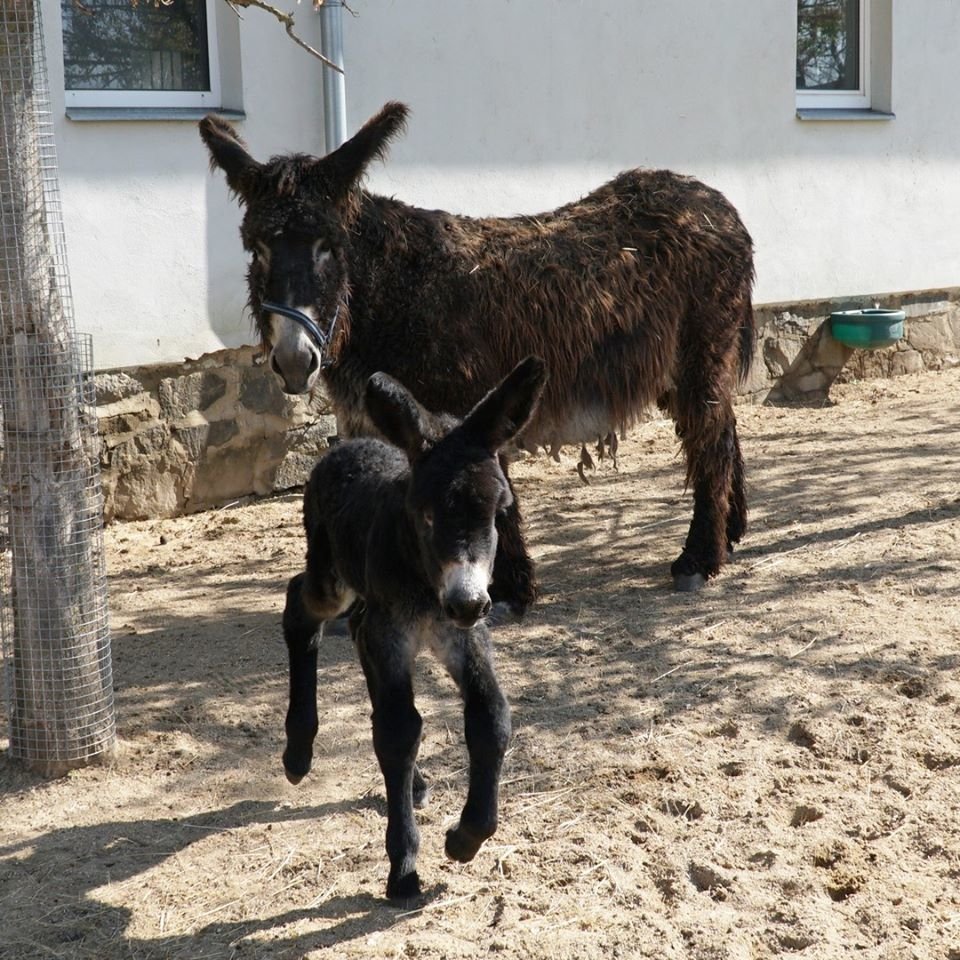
[{"xmin": 737, "ymin": 294, "xmax": 756, "ymax": 385}]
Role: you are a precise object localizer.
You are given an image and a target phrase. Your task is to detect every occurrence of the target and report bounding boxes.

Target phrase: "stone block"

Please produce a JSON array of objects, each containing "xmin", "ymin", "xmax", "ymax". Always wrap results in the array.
[
  {"xmin": 96, "ymin": 372, "xmax": 145, "ymax": 405},
  {"xmin": 812, "ymin": 327, "xmax": 853, "ymax": 371},
  {"xmin": 158, "ymin": 371, "xmax": 227, "ymax": 421},
  {"xmin": 891, "ymin": 350, "xmax": 925, "ymax": 376},
  {"xmin": 906, "ymin": 317, "xmax": 959, "ymax": 354},
  {"xmin": 239, "ymin": 367, "xmax": 292, "ymax": 416},
  {"xmin": 172, "ymin": 423, "xmax": 210, "ymax": 461},
  {"xmin": 792, "ymin": 370, "xmax": 829, "ymax": 396},
  {"xmin": 272, "ymin": 451, "xmax": 320, "ymax": 492}
]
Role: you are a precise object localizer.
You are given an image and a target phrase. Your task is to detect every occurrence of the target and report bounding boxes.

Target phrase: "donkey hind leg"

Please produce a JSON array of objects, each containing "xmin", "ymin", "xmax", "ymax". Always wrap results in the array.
[
  {"xmin": 438, "ymin": 625, "xmax": 511, "ymax": 864},
  {"xmin": 726, "ymin": 421, "xmax": 748, "ymax": 554},
  {"xmin": 489, "ymin": 458, "xmax": 537, "ymax": 617},
  {"xmin": 670, "ymin": 382, "xmax": 740, "ymax": 592},
  {"xmin": 355, "ymin": 609, "xmax": 424, "ymax": 900}
]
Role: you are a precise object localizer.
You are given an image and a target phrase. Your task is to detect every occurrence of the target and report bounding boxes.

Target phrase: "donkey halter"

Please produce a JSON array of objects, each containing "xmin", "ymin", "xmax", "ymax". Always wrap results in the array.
[{"xmin": 261, "ymin": 300, "xmax": 342, "ymax": 369}]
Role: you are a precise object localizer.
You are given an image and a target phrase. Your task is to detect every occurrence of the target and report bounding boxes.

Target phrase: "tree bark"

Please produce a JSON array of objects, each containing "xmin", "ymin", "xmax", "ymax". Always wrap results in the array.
[{"xmin": 0, "ymin": 1, "xmax": 114, "ymax": 775}]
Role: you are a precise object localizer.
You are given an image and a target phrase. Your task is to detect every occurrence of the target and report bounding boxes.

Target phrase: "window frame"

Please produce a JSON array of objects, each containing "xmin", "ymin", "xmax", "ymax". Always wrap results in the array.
[
  {"xmin": 796, "ymin": 0, "xmax": 871, "ymax": 111},
  {"xmin": 62, "ymin": 0, "xmax": 222, "ymax": 110}
]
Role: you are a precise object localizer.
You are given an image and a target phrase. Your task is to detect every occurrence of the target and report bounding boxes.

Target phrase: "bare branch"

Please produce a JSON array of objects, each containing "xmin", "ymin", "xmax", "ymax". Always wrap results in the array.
[{"xmin": 227, "ymin": 0, "xmax": 344, "ymax": 74}]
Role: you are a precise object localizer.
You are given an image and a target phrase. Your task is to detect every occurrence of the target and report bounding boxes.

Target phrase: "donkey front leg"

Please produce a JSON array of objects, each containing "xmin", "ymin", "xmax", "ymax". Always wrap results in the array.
[
  {"xmin": 489, "ymin": 461, "xmax": 537, "ymax": 617},
  {"xmin": 281, "ymin": 572, "xmax": 322, "ymax": 784},
  {"xmin": 355, "ymin": 610, "xmax": 424, "ymax": 900},
  {"xmin": 442, "ymin": 625, "xmax": 512, "ymax": 864}
]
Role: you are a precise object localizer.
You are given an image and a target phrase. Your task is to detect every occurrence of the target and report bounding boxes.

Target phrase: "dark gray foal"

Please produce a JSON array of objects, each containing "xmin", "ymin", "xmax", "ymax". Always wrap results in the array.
[{"xmin": 281, "ymin": 356, "xmax": 546, "ymax": 900}]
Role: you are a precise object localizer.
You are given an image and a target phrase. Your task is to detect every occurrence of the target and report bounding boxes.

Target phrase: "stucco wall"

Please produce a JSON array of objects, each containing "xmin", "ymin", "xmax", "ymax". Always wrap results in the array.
[
  {"xmin": 40, "ymin": 0, "xmax": 326, "ymax": 370},
  {"xmin": 344, "ymin": 0, "xmax": 960, "ymax": 308},
  {"xmin": 39, "ymin": 0, "xmax": 960, "ymax": 374}
]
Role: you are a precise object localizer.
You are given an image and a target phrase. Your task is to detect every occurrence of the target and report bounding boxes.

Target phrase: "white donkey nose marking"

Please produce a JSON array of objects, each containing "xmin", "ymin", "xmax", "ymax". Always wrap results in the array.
[
  {"xmin": 441, "ymin": 559, "xmax": 492, "ymax": 606},
  {"xmin": 268, "ymin": 308, "xmax": 322, "ymax": 393}
]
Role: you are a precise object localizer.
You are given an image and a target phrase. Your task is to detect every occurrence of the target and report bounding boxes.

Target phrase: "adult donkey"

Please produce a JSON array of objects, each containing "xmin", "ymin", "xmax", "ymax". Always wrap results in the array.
[{"xmin": 200, "ymin": 103, "xmax": 756, "ymax": 593}]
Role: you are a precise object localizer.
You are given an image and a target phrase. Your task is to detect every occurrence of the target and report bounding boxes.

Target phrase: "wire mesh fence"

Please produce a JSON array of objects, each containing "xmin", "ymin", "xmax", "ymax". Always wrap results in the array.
[
  {"xmin": 0, "ymin": 335, "xmax": 115, "ymax": 768},
  {"xmin": 0, "ymin": 0, "xmax": 115, "ymax": 771}
]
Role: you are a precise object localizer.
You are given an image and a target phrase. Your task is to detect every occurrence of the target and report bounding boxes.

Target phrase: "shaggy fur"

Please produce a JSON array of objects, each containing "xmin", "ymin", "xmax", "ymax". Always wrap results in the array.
[
  {"xmin": 200, "ymin": 102, "xmax": 756, "ymax": 591},
  {"xmin": 280, "ymin": 358, "xmax": 546, "ymax": 899}
]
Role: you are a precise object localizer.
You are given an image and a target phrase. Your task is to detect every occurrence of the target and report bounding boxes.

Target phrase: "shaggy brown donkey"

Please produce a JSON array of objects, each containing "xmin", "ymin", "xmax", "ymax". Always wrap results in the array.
[{"xmin": 200, "ymin": 103, "xmax": 756, "ymax": 592}]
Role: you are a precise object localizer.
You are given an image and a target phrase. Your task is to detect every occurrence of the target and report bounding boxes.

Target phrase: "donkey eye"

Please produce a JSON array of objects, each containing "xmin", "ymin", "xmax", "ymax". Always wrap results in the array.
[
  {"xmin": 422, "ymin": 509, "xmax": 434, "ymax": 528},
  {"xmin": 253, "ymin": 241, "xmax": 271, "ymax": 264},
  {"xmin": 312, "ymin": 240, "xmax": 332, "ymax": 263}
]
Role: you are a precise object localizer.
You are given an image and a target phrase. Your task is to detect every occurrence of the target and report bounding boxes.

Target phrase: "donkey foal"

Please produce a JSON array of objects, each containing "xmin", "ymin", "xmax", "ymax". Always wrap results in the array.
[{"xmin": 282, "ymin": 356, "xmax": 546, "ymax": 900}]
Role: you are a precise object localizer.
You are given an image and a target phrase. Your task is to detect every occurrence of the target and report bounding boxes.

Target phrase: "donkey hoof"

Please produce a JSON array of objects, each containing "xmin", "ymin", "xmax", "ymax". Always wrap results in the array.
[
  {"xmin": 386, "ymin": 868, "xmax": 421, "ymax": 901},
  {"xmin": 445, "ymin": 823, "xmax": 488, "ymax": 864},
  {"xmin": 282, "ymin": 749, "xmax": 311, "ymax": 785},
  {"xmin": 673, "ymin": 571, "xmax": 707, "ymax": 592}
]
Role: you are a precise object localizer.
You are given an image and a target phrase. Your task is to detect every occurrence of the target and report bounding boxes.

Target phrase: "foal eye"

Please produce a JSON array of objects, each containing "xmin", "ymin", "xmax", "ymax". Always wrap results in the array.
[
  {"xmin": 253, "ymin": 241, "xmax": 271, "ymax": 265},
  {"xmin": 422, "ymin": 509, "xmax": 434, "ymax": 528},
  {"xmin": 312, "ymin": 240, "xmax": 332, "ymax": 263}
]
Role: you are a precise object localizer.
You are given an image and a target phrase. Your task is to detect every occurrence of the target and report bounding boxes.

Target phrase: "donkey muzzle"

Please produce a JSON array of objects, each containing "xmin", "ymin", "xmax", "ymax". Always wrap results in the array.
[{"xmin": 441, "ymin": 561, "xmax": 493, "ymax": 629}]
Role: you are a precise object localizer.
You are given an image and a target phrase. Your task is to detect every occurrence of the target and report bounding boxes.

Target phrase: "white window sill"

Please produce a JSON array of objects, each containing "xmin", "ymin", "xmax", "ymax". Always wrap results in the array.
[
  {"xmin": 796, "ymin": 108, "xmax": 895, "ymax": 122},
  {"xmin": 66, "ymin": 107, "xmax": 245, "ymax": 122}
]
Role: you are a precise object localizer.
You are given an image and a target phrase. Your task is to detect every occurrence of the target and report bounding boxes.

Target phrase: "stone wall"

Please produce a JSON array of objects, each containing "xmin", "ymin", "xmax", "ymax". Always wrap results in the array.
[
  {"xmin": 95, "ymin": 346, "xmax": 336, "ymax": 521},
  {"xmin": 741, "ymin": 288, "xmax": 960, "ymax": 404},
  {"xmin": 94, "ymin": 288, "xmax": 960, "ymax": 520}
]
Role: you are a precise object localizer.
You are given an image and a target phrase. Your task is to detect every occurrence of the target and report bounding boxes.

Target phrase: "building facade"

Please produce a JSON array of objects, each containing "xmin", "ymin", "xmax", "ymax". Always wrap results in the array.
[{"xmin": 43, "ymin": 0, "xmax": 960, "ymax": 371}]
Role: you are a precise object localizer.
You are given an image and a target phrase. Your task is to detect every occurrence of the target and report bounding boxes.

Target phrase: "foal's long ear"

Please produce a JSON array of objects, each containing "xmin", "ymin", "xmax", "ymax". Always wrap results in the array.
[
  {"xmin": 322, "ymin": 101, "xmax": 409, "ymax": 193},
  {"xmin": 464, "ymin": 356, "xmax": 547, "ymax": 452},
  {"xmin": 200, "ymin": 114, "xmax": 262, "ymax": 200},
  {"xmin": 365, "ymin": 372, "xmax": 430, "ymax": 461}
]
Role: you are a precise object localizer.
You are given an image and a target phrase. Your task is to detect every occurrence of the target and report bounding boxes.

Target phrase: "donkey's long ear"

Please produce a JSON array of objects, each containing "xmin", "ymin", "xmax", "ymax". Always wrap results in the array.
[
  {"xmin": 322, "ymin": 101, "xmax": 409, "ymax": 192},
  {"xmin": 464, "ymin": 356, "xmax": 547, "ymax": 452},
  {"xmin": 365, "ymin": 372, "xmax": 430, "ymax": 461},
  {"xmin": 200, "ymin": 114, "xmax": 262, "ymax": 200}
]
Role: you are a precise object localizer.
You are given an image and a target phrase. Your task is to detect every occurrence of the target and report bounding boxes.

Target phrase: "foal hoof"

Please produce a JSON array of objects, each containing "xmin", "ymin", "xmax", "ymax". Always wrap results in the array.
[
  {"xmin": 672, "ymin": 572, "xmax": 707, "ymax": 593},
  {"xmin": 386, "ymin": 868, "xmax": 421, "ymax": 901},
  {"xmin": 413, "ymin": 783, "xmax": 431, "ymax": 810},
  {"xmin": 445, "ymin": 823, "xmax": 488, "ymax": 864},
  {"xmin": 282, "ymin": 748, "xmax": 311, "ymax": 785}
]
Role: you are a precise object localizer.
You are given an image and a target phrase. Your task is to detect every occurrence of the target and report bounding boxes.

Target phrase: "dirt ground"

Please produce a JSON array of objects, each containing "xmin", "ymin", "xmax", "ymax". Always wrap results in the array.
[{"xmin": 1, "ymin": 366, "xmax": 959, "ymax": 960}]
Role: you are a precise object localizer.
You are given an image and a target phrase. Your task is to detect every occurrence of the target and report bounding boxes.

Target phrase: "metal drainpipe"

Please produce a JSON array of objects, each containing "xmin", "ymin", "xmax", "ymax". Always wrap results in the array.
[{"xmin": 318, "ymin": 0, "xmax": 347, "ymax": 151}]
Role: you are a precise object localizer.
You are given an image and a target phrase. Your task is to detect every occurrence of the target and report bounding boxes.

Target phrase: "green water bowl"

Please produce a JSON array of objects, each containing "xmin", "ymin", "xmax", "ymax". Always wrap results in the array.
[{"xmin": 830, "ymin": 308, "xmax": 906, "ymax": 349}]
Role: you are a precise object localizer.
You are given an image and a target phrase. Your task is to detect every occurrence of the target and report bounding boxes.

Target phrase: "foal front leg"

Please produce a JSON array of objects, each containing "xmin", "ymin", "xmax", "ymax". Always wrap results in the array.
[
  {"xmin": 281, "ymin": 572, "xmax": 322, "ymax": 784},
  {"xmin": 442, "ymin": 624, "xmax": 512, "ymax": 864},
  {"xmin": 355, "ymin": 609, "xmax": 423, "ymax": 900}
]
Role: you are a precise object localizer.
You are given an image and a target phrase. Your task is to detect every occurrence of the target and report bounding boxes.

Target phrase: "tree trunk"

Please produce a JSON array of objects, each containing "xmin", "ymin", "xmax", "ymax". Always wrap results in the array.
[{"xmin": 0, "ymin": 0, "xmax": 115, "ymax": 774}]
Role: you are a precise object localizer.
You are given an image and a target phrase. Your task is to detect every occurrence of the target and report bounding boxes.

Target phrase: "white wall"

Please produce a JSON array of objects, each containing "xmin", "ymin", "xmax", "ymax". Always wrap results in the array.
[
  {"xmin": 43, "ymin": 0, "xmax": 960, "ymax": 369},
  {"xmin": 343, "ymin": 0, "xmax": 960, "ymax": 307},
  {"xmin": 42, "ymin": 0, "xmax": 329, "ymax": 369}
]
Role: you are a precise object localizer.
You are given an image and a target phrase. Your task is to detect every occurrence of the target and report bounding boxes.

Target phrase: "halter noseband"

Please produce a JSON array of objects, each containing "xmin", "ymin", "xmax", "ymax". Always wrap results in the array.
[{"xmin": 261, "ymin": 300, "xmax": 342, "ymax": 369}]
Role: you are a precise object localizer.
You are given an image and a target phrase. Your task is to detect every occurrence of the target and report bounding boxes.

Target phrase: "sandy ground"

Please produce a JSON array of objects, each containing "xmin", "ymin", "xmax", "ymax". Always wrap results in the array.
[{"xmin": 1, "ymin": 366, "xmax": 959, "ymax": 960}]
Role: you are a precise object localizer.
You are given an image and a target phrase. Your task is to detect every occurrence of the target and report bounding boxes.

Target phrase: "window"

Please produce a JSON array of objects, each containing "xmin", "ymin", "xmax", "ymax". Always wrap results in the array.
[
  {"xmin": 61, "ymin": 0, "xmax": 221, "ymax": 109},
  {"xmin": 796, "ymin": 0, "xmax": 869, "ymax": 110}
]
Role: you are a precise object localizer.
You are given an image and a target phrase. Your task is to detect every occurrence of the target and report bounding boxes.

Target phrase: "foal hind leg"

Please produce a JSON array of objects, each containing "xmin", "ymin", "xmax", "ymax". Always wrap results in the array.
[
  {"xmin": 440, "ymin": 624, "xmax": 511, "ymax": 864},
  {"xmin": 355, "ymin": 607, "xmax": 424, "ymax": 900},
  {"xmin": 282, "ymin": 543, "xmax": 354, "ymax": 784}
]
